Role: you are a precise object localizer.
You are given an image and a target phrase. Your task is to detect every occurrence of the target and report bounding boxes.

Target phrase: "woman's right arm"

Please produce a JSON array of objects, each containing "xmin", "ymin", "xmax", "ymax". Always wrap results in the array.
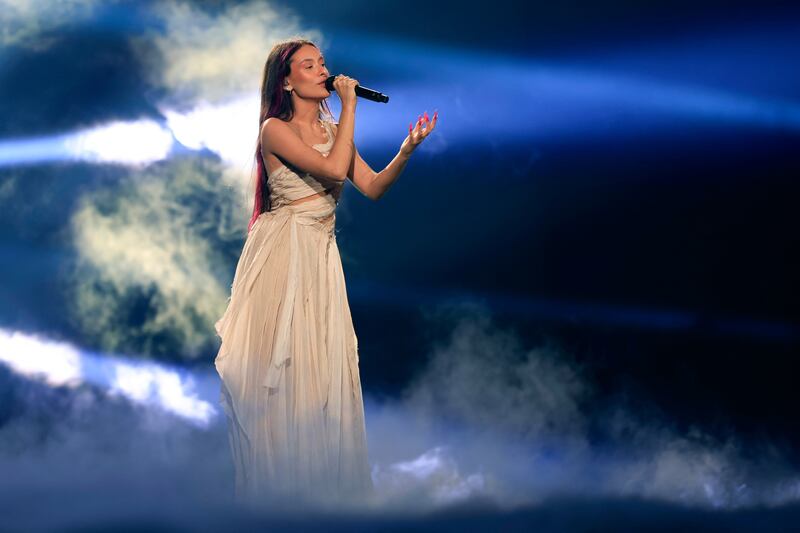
[
  {"xmin": 325, "ymin": 103, "xmax": 355, "ymax": 179},
  {"xmin": 260, "ymin": 114, "xmax": 351, "ymax": 185},
  {"xmin": 261, "ymin": 76, "xmax": 358, "ymax": 184}
]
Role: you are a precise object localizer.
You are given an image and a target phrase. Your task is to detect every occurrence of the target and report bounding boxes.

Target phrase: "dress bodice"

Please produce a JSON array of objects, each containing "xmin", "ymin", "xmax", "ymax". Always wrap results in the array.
[{"xmin": 266, "ymin": 119, "xmax": 342, "ymax": 209}]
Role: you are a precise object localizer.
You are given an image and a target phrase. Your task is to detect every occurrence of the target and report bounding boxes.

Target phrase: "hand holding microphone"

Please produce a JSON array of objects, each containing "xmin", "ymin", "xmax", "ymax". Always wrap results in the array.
[
  {"xmin": 326, "ymin": 75, "xmax": 389, "ymax": 104},
  {"xmin": 331, "ymin": 75, "xmax": 359, "ymax": 108},
  {"xmin": 326, "ymin": 73, "xmax": 435, "ymax": 157}
]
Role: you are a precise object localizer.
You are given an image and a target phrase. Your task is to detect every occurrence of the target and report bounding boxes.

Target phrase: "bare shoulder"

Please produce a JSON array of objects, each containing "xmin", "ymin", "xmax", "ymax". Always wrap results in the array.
[
  {"xmin": 260, "ymin": 118, "xmax": 287, "ymax": 164},
  {"xmin": 261, "ymin": 118, "xmax": 306, "ymax": 157},
  {"xmin": 261, "ymin": 117, "xmax": 291, "ymax": 143}
]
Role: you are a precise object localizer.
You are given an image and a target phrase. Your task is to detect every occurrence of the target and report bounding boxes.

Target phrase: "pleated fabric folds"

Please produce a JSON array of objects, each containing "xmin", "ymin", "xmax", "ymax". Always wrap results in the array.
[{"xmin": 214, "ymin": 187, "xmax": 373, "ymax": 508}]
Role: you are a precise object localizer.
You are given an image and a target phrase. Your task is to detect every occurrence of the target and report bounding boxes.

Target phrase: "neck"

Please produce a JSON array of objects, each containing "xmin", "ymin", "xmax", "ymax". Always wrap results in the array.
[{"xmin": 291, "ymin": 98, "xmax": 321, "ymax": 128}]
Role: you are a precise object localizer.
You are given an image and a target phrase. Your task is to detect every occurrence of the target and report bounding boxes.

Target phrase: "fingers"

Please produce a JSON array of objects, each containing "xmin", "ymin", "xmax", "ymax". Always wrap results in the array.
[
  {"xmin": 406, "ymin": 109, "xmax": 439, "ymax": 149},
  {"xmin": 424, "ymin": 109, "xmax": 438, "ymax": 132},
  {"xmin": 412, "ymin": 115, "xmax": 424, "ymax": 136},
  {"xmin": 409, "ymin": 116, "xmax": 419, "ymax": 135},
  {"xmin": 409, "ymin": 109, "xmax": 437, "ymax": 137},
  {"xmin": 334, "ymin": 75, "xmax": 358, "ymax": 86}
]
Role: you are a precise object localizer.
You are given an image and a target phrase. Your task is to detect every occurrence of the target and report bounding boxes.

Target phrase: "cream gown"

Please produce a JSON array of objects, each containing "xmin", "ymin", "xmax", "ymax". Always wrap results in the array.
[{"xmin": 214, "ymin": 119, "xmax": 373, "ymax": 508}]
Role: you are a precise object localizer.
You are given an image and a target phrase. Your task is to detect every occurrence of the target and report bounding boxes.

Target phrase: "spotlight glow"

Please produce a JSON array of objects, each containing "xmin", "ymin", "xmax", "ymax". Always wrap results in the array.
[
  {"xmin": 0, "ymin": 120, "xmax": 175, "ymax": 168},
  {"xmin": 62, "ymin": 120, "xmax": 174, "ymax": 164},
  {"xmin": 162, "ymin": 96, "xmax": 259, "ymax": 173},
  {"xmin": 0, "ymin": 328, "xmax": 216, "ymax": 426}
]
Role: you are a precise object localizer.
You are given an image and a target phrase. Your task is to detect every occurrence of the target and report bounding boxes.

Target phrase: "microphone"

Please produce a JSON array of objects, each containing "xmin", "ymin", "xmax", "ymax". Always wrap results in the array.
[{"xmin": 324, "ymin": 75, "xmax": 389, "ymax": 103}]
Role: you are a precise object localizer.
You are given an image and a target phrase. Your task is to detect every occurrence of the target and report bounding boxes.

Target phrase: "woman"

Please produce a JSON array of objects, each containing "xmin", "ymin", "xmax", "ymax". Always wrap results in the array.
[{"xmin": 213, "ymin": 38, "xmax": 437, "ymax": 508}]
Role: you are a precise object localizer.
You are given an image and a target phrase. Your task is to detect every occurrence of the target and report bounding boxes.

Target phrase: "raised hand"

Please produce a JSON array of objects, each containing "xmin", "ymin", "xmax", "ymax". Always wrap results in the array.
[{"xmin": 401, "ymin": 109, "xmax": 438, "ymax": 156}]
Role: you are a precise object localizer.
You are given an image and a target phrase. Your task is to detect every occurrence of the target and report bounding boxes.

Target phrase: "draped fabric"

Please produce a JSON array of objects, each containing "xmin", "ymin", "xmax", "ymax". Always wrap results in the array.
[{"xmin": 214, "ymin": 120, "xmax": 373, "ymax": 508}]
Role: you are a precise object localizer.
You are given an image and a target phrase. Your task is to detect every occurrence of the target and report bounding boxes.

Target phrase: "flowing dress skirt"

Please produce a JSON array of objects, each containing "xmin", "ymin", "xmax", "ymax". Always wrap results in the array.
[{"xmin": 214, "ymin": 194, "xmax": 373, "ymax": 507}]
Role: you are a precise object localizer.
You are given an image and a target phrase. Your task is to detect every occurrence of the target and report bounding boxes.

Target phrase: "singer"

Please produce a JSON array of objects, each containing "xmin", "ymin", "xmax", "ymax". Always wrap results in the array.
[{"xmin": 213, "ymin": 38, "xmax": 437, "ymax": 507}]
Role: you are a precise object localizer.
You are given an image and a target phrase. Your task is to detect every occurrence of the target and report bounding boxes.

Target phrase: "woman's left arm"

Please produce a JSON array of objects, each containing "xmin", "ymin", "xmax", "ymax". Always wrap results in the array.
[{"xmin": 332, "ymin": 110, "xmax": 437, "ymax": 201}]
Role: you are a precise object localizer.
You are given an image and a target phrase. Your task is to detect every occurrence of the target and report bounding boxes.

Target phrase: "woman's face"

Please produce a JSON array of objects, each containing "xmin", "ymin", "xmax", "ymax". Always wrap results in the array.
[{"xmin": 287, "ymin": 44, "xmax": 330, "ymax": 98}]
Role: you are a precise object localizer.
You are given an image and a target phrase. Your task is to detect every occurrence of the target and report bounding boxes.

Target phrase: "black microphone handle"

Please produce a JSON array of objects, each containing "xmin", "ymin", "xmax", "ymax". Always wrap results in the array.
[
  {"xmin": 354, "ymin": 84, "xmax": 389, "ymax": 103},
  {"xmin": 324, "ymin": 75, "xmax": 389, "ymax": 103}
]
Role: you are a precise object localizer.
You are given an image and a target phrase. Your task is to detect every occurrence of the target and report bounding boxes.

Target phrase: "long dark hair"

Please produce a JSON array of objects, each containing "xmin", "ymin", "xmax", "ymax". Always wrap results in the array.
[{"xmin": 248, "ymin": 38, "xmax": 334, "ymax": 233}]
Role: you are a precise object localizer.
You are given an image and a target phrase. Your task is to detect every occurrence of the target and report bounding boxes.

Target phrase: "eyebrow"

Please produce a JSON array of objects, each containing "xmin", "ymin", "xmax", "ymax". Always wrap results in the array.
[{"xmin": 300, "ymin": 56, "xmax": 325, "ymax": 63}]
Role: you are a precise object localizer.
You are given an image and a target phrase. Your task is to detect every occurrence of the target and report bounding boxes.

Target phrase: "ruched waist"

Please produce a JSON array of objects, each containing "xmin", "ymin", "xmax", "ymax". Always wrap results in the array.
[{"xmin": 262, "ymin": 194, "xmax": 336, "ymax": 238}]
